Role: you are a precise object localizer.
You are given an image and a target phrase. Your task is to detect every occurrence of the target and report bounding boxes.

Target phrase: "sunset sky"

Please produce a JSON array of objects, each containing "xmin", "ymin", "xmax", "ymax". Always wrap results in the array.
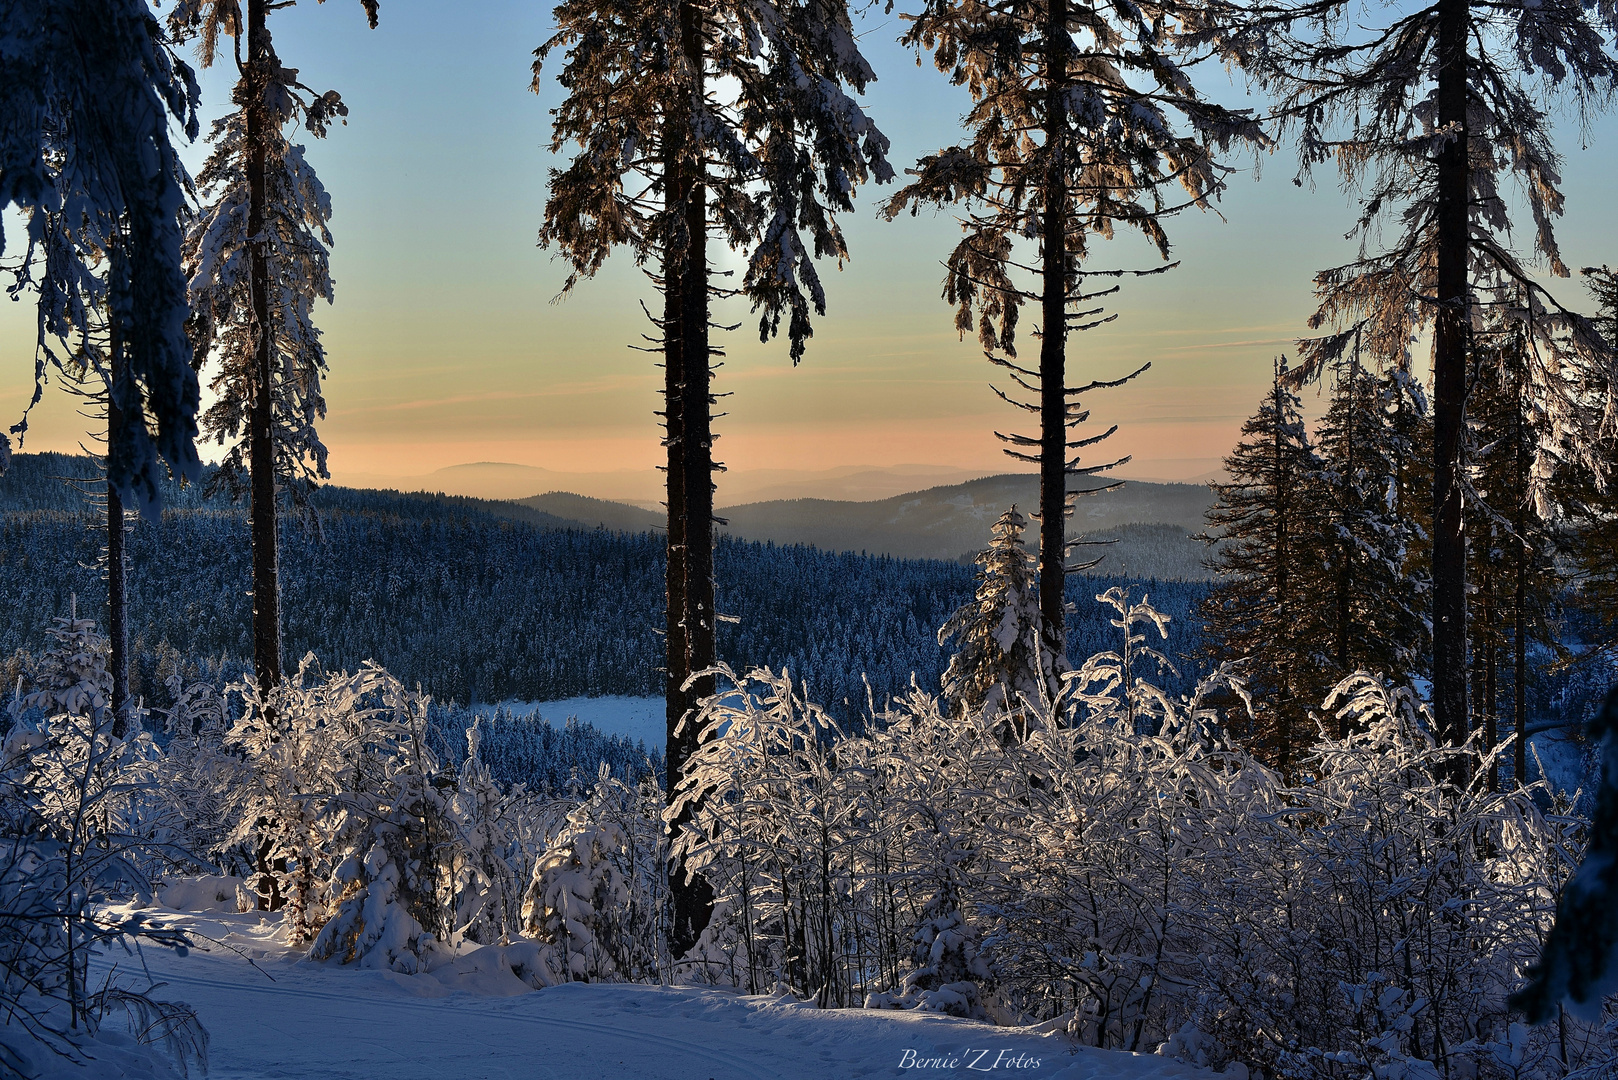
[{"xmin": 3, "ymin": 0, "xmax": 1615, "ymax": 499}]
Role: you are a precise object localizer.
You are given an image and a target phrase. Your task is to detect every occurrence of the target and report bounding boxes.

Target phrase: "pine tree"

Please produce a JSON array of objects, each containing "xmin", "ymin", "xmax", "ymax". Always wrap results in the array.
[
  {"xmin": 938, "ymin": 507, "xmax": 1062, "ymax": 732},
  {"xmin": 0, "ymin": 1, "xmax": 203, "ymax": 513},
  {"xmin": 1200, "ymin": 361, "xmax": 1330, "ymax": 776},
  {"xmin": 1202, "ymin": 0, "xmax": 1618, "ymax": 761},
  {"xmin": 167, "ymin": 0, "xmax": 378, "ymax": 691},
  {"xmin": 534, "ymin": 0, "xmax": 891, "ymax": 954},
  {"xmin": 881, "ymin": 0, "xmax": 1265, "ymax": 663}
]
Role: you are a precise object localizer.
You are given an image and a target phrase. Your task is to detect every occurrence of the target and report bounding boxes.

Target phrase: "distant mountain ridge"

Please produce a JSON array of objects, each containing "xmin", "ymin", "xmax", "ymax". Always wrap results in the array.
[
  {"xmin": 1, "ymin": 455, "xmax": 1216, "ymax": 580},
  {"xmin": 520, "ymin": 472, "xmax": 1217, "ymax": 578}
]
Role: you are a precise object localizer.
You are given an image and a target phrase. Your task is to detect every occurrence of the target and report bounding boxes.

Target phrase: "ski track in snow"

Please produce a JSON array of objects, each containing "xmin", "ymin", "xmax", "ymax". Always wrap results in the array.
[{"xmin": 99, "ymin": 910, "xmax": 1224, "ymax": 1080}]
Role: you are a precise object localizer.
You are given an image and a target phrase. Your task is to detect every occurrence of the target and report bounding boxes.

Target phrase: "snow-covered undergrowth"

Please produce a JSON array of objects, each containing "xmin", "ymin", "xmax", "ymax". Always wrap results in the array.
[
  {"xmin": 3, "ymin": 600, "xmax": 1615, "ymax": 1080},
  {"xmin": 82, "ymin": 901, "xmax": 1232, "ymax": 1080}
]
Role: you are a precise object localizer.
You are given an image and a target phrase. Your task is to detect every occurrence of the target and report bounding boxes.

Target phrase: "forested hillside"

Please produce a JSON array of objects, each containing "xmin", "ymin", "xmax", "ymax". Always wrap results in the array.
[{"xmin": 0, "ymin": 454, "xmax": 1209, "ymax": 719}]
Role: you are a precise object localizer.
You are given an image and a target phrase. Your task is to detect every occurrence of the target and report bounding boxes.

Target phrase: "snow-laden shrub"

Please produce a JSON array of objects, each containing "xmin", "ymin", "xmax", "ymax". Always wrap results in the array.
[
  {"xmin": 520, "ymin": 764, "xmax": 666, "ymax": 983},
  {"xmin": 448, "ymin": 721, "xmax": 534, "ymax": 946},
  {"xmin": 866, "ymin": 884, "xmax": 991, "ymax": 1018},
  {"xmin": 672, "ymin": 666, "xmax": 874, "ymax": 1003},
  {"xmin": 304, "ymin": 666, "xmax": 458, "ymax": 973},
  {"xmin": 667, "ymin": 593, "xmax": 1613, "ymax": 1076},
  {"xmin": 0, "ymin": 610, "xmax": 205, "ymax": 1078}
]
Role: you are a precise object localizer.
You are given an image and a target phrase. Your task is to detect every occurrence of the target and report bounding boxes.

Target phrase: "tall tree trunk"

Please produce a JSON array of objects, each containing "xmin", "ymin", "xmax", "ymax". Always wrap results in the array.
[
  {"xmin": 1272, "ymin": 372, "xmax": 1292, "ymax": 773},
  {"xmin": 662, "ymin": 164, "xmax": 688, "ymax": 806},
  {"xmin": 1036, "ymin": 0, "xmax": 1070, "ymax": 665},
  {"xmin": 107, "ymin": 274, "xmax": 129, "ymax": 739},
  {"xmin": 246, "ymin": 0, "xmax": 282, "ymax": 691},
  {"xmin": 1478, "ymin": 568, "xmax": 1498, "ymax": 792},
  {"xmin": 1514, "ymin": 375, "xmax": 1529, "ymax": 786},
  {"xmin": 1514, "ymin": 539, "xmax": 1527, "ymax": 785},
  {"xmin": 1431, "ymin": 0, "xmax": 1470, "ymax": 771},
  {"xmin": 1335, "ymin": 376, "xmax": 1355, "ymax": 725},
  {"xmin": 666, "ymin": 0, "xmax": 715, "ymax": 958}
]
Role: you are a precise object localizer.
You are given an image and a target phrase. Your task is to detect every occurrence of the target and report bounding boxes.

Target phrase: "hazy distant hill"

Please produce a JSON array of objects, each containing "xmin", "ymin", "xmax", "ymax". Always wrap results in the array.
[
  {"xmin": 524, "ymin": 472, "xmax": 1216, "ymax": 579},
  {"xmin": 520, "ymin": 492, "xmax": 666, "ymax": 533},
  {"xmin": 717, "ymin": 474, "xmax": 1213, "ymax": 566},
  {"xmin": 337, "ymin": 461, "xmax": 992, "ymax": 506},
  {"xmin": 0, "ymin": 452, "xmax": 588, "ymax": 531},
  {"xmin": 1, "ymin": 454, "xmax": 1213, "ymax": 581}
]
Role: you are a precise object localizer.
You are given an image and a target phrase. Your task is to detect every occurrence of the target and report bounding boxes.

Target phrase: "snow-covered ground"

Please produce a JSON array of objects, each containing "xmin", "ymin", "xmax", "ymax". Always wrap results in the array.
[
  {"xmin": 86, "ymin": 904, "xmax": 1224, "ymax": 1080},
  {"xmin": 475, "ymin": 696, "xmax": 665, "ymax": 749}
]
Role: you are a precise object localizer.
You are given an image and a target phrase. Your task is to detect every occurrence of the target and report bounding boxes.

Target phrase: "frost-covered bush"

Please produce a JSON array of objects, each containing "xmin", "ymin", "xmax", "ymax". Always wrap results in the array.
[
  {"xmin": 0, "ymin": 611, "xmax": 205, "ymax": 1078},
  {"xmin": 666, "ymin": 598, "xmax": 1614, "ymax": 1075},
  {"xmin": 297, "ymin": 665, "xmax": 459, "ymax": 972},
  {"xmin": 520, "ymin": 765, "xmax": 666, "ymax": 983}
]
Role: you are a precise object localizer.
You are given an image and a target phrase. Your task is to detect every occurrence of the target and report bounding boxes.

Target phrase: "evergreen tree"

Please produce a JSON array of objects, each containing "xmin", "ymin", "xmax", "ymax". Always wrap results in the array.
[
  {"xmin": 1312, "ymin": 355, "xmax": 1430, "ymax": 705},
  {"xmin": 167, "ymin": 0, "xmax": 378, "ymax": 690},
  {"xmin": 1200, "ymin": 361, "xmax": 1329, "ymax": 776},
  {"xmin": 1584, "ymin": 265, "xmax": 1618, "ymax": 349},
  {"xmin": 938, "ymin": 507, "xmax": 1062, "ymax": 732},
  {"xmin": 1511, "ymin": 684, "xmax": 1618, "ymax": 1024},
  {"xmin": 881, "ymin": 0, "xmax": 1265, "ymax": 663},
  {"xmin": 1466, "ymin": 324, "xmax": 1564, "ymax": 789},
  {"xmin": 534, "ymin": 0, "xmax": 891, "ymax": 953},
  {"xmin": 1203, "ymin": 0, "xmax": 1618, "ymax": 760},
  {"xmin": 0, "ymin": 0, "xmax": 203, "ymax": 513}
]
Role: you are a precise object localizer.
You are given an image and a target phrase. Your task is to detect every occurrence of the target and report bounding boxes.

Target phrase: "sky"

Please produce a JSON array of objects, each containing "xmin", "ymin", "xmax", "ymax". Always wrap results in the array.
[{"xmin": 2, "ymin": 0, "xmax": 1615, "ymax": 498}]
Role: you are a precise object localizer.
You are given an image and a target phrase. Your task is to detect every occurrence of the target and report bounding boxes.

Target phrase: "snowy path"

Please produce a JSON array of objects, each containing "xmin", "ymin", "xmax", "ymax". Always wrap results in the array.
[{"xmin": 109, "ymin": 910, "xmax": 1222, "ymax": 1080}]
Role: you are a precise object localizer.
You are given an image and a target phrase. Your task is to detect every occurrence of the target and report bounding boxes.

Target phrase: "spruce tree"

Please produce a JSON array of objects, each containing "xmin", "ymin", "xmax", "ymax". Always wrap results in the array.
[
  {"xmin": 1200, "ymin": 360, "xmax": 1330, "ymax": 776},
  {"xmin": 534, "ymin": 0, "xmax": 891, "ymax": 955},
  {"xmin": 167, "ymin": 0, "xmax": 378, "ymax": 691},
  {"xmin": 938, "ymin": 507, "xmax": 1062, "ymax": 734},
  {"xmin": 1466, "ymin": 325, "xmax": 1563, "ymax": 789},
  {"xmin": 1201, "ymin": 0, "xmax": 1618, "ymax": 760},
  {"xmin": 881, "ymin": 0, "xmax": 1265, "ymax": 666},
  {"xmin": 0, "ymin": 0, "xmax": 203, "ymax": 512},
  {"xmin": 1312, "ymin": 356, "xmax": 1430, "ymax": 708}
]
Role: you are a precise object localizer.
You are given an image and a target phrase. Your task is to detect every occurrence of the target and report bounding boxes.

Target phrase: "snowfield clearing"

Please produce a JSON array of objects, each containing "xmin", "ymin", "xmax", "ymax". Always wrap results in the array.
[
  {"xmin": 90, "ymin": 906, "xmax": 1223, "ymax": 1080},
  {"xmin": 476, "ymin": 696, "xmax": 666, "ymax": 751}
]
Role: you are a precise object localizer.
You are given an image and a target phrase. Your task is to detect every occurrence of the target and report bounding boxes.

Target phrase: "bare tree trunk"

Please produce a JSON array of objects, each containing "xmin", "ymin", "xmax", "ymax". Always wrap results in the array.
[
  {"xmin": 666, "ymin": 0, "xmax": 715, "ymax": 957},
  {"xmin": 1036, "ymin": 0, "xmax": 1070, "ymax": 664},
  {"xmin": 246, "ymin": 0, "xmax": 282, "ymax": 692},
  {"xmin": 1431, "ymin": 0, "xmax": 1470, "ymax": 774}
]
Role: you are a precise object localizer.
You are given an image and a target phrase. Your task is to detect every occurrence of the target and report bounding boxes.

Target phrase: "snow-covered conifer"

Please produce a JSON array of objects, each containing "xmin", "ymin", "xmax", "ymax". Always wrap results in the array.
[
  {"xmin": 1197, "ymin": 0, "xmax": 1618, "ymax": 754},
  {"xmin": 939, "ymin": 507, "xmax": 1063, "ymax": 731},
  {"xmin": 167, "ymin": 0, "xmax": 378, "ymax": 690},
  {"xmin": 1200, "ymin": 363, "xmax": 1331, "ymax": 775},
  {"xmin": 1313, "ymin": 360, "xmax": 1431, "ymax": 705},
  {"xmin": 533, "ymin": 0, "xmax": 892, "ymax": 953},
  {"xmin": 521, "ymin": 764, "xmax": 666, "ymax": 982},
  {"xmin": 0, "ymin": 1, "xmax": 203, "ymax": 514},
  {"xmin": 881, "ymin": 0, "xmax": 1265, "ymax": 657},
  {"xmin": 304, "ymin": 665, "xmax": 458, "ymax": 972}
]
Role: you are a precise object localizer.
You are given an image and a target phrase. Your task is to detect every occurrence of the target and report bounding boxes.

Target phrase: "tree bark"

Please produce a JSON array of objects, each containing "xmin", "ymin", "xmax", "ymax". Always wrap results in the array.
[
  {"xmin": 1271, "ymin": 371, "xmax": 1292, "ymax": 771},
  {"xmin": 245, "ymin": 0, "xmax": 282, "ymax": 691},
  {"xmin": 107, "ymin": 269, "xmax": 129, "ymax": 738},
  {"xmin": 1036, "ymin": 0, "xmax": 1070, "ymax": 664},
  {"xmin": 666, "ymin": 0, "xmax": 716, "ymax": 958},
  {"xmin": 1431, "ymin": 0, "xmax": 1470, "ymax": 773}
]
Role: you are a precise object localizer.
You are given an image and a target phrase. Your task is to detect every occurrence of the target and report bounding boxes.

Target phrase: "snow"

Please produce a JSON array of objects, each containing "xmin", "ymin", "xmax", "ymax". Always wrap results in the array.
[
  {"xmin": 93, "ymin": 904, "xmax": 1228, "ymax": 1080},
  {"xmin": 476, "ymin": 695, "xmax": 667, "ymax": 749}
]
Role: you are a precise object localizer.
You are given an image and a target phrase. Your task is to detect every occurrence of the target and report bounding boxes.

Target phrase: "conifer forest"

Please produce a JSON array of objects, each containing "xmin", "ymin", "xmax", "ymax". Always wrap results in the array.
[{"xmin": 2, "ymin": 0, "xmax": 1618, "ymax": 1078}]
